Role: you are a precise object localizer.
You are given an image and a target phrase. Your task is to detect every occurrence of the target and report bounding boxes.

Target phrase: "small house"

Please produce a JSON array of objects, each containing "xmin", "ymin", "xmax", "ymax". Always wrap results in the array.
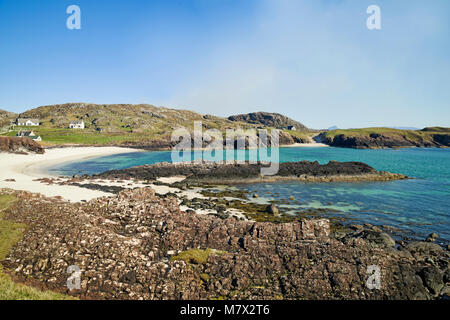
[
  {"xmin": 17, "ymin": 118, "xmax": 40, "ymax": 126},
  {"xmin": 69, "ymin": 120, "xmax": 85, "ymax": 129},
  {"xmin": 287, "ymin": 126, "xmax": 297, "ymax": 131},
  {"xmin": 16, "ymin": 130, "xmax": 42, "ymax": 141}
]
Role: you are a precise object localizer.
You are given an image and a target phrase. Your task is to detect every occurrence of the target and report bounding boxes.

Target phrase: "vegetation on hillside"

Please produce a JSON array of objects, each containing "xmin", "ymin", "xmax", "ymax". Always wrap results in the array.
[
  {"xmin": 5, "ymin": 103, "xmax": 267, "ymax": 146},
  {"xmin": 0, "ymin": 109, "xmax": 17, "ymax": 129},
  {"xmin": 324, "ymin": 127, "xmax": 445, "ymax": 139},
  {"xmin": 322, "ymin": 127, "xmax": 450, "ymax": 148}
]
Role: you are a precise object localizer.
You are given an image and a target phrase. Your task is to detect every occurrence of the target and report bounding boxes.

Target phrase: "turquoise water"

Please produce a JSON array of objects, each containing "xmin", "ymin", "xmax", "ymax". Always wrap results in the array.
[{"xmin": 51, "ymin": 147, "xmax": 450, "ymax": 243}]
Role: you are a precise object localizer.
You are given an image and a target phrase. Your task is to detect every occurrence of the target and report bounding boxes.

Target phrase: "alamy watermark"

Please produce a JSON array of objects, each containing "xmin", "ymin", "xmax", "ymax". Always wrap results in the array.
[
  {"xmin": 67, "ymin": 265, "xmax": 81, "ymax": 290},
  {"xmin": 367, "ymin": 5, "xmax": 381, "ymax": 30},
  {"xmin": 66, "ymin": 5, "xmax": 380, "ymax": 31},
  {"xmin": 171, "ymin": 121, "xmax": 280, "ymax": 176},
  {"xmin": 366, "ymin": 265, "xmax": 381, "ymax": 290},
  {"xmin": 66, "ymin": 5, "xmax": 81, "ymax": 30}
]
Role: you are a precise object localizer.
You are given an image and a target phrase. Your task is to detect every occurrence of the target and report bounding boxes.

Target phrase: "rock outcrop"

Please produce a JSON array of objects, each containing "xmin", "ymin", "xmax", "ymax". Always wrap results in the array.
[
  {"xmin": 0, "ymin": 136, "xmax": 45, "ymax": 154},
  {"xmin": 94, "ymin": 160, "xmax": 408, "ymax": 184},
  {"xmin": 320, "ymin": 129, "xmax": 450, "ymax": 149},
  {"xmin": 228, "ymin": 112, "xmax": 309, "ymax": 131},
  {"xmin": 1, "ymin": 188, "xmax": 448, "ymax": 300},
  {"xmin": 0, "ymin": 109, "xmax": 17, "ymax": 128}
]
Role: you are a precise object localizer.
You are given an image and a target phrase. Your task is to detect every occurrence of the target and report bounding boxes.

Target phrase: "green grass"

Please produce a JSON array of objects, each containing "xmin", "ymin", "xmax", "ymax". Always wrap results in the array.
[
  {"xmin": 6, "ymin": 127, "xmax": 154, "ymax": 145},
  {"xmin": 421, "ymin": 127, "xmax": 450, "ymax": 132},
  {"xmin": 284, "ymin": 129, "xmax": 313, "ymax": 141},
  {"xmin": 0, "ymin": 193, "xmax": 75, "ymax": 300},
  {"xmin": 324, "ymin": 127, "xmax": 444, "ymax": 142}
]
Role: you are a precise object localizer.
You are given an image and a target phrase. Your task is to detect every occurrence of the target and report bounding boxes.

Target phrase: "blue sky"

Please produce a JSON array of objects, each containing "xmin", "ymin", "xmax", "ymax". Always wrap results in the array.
[{"xmin": 0, "ymin": 0, "xmax": 449, "ymax": 128}]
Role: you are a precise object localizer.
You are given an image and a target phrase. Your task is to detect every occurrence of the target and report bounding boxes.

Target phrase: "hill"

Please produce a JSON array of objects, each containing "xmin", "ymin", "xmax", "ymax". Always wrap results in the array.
[
  {"xmin": 320, "ymin": 127, "xmax": 450, "ymax": 149},
  {"xmin": 4, "ymin": 103, "xmax": 306, "ymax": 148},
  {"xmin": 228, "ymin": 112, "xmax": 309, "ymax": 131},
  {"xmin": 0, "ymin": 109, "xmax": 17, "ymax": 129},
  {"xmin": 421, "ymin": 127, "xmax": 450, "ymax": 132}
]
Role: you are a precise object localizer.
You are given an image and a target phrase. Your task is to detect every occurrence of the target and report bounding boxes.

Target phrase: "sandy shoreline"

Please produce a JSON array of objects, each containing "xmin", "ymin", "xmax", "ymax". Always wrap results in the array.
[
  {"xmin": 0, "ymin": 142, "xmax": 328, "ymax": 202},
  {"xmin": 0, "ymin": 147, "xmax": 141, "ymax": 202},
  {"xmin": 281, "ymin": 142, "xmax": 329, "ymax": 148}
]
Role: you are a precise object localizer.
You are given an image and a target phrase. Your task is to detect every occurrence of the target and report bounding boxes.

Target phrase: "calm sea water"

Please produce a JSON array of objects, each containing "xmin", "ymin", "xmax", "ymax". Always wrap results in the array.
[{"xmin": 51, "ymin": 147, "xmax": 450, "ymax": 243}]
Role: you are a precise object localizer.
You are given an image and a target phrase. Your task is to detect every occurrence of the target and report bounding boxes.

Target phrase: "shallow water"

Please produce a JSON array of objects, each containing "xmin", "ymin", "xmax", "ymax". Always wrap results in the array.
[{"xmin": 51, "ymin": 147, "xmax": 450, "ymax": 243}]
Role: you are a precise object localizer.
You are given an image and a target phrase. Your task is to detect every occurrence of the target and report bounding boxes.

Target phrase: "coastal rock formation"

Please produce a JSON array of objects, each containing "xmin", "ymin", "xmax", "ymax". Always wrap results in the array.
[
  {"xmin": 0, "ymin": 136, "xmax": 45, "ymax": 154},
  {"xmin": 1, "ymin": 188, "xmax": 448, "ymax": 300},
  {"xmin": 93, "ymin": 160, "xmax": 408, "ymax": 184},
  {"xmin": 228, "ymin": 112, "xmax": 309, "ymax": 131},
  {"xmin": 320, "ymin": 128, "xmax": 450, "ymax": 149}
]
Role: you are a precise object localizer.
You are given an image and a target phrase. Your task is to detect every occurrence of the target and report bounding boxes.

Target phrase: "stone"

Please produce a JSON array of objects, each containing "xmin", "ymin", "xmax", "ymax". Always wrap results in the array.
[
  {"xmin": 419, "ymin": 266, "xmax": 444, "ymax": 295},
  {"xmin": 406, "ymin": 242, "xmax": 443, "ymax": 257},
  {"xmin": 359, "ymin": 230, "xmax": 396, "ymax": 248},
  {"xmin": 266, "ymin": 204, "xmax": 279, "ymax": 216},
  {"xmin": 371, "ymin": 226, "xmax": 382, "ymax": 233}
]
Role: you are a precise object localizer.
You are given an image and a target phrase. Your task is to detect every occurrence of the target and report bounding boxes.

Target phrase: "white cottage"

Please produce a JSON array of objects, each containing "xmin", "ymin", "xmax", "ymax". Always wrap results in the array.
[
  {"xmin": 69, "ymin": 120, "xmax": 85, "ymax": 129},
  {"xmin": 16, "ymin": 130, "xmax": 42, "ymax": 141},
  {"xmin": 17, "ymin": 118, "xmax": 40, "ymax": 126}
]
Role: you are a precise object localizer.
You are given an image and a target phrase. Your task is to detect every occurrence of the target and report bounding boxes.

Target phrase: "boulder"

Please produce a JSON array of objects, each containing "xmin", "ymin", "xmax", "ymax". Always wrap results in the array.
[
  {"xmin": 419, "ymin": 266, "xmax": 444, "ymax": 295},
  {"xmin": 358, "ymin": 230, "xmax": 396, "ymax": 248},
  {"xmin": 266, "ymin": 204, "xmax": 280, "ymax": 216},
  {"xmin": 406, "ymin": 242, "xmax": 443, "ymax": 257}
]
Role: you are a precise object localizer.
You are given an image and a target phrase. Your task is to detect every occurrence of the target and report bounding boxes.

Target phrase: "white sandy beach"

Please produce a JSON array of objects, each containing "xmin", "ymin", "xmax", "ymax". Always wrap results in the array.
[
  {"xmin": 281, "ymin": 142, "xmax": 329, "ymax": 148},
  {"xmin": 0, "ymin": 147, "xmax": 141, "ymax": 202},
  {"xmin": 0, "ymin": 147, "xmax": 247, "ymax": 218}
]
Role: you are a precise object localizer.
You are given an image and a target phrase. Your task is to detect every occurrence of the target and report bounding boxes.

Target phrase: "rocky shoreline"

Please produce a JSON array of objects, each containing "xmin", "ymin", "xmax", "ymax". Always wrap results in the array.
[
  {"xmin": 92, "ymin": 160, "xmax": 408, "ymax": 184},
  {"xmin": 1, "ymin": 188, "xmax": 448, "ymax": 300},
  {"xmin": 319, "ymin": 131, "xmax": 450, "ymax": 149}
]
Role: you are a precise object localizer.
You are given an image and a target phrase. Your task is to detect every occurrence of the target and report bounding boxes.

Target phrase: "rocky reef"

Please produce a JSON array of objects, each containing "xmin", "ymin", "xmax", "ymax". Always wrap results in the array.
[
  {"xmin": 93, "ymin": 160, "xmax": 408, "ymax": 184},
  {"xmin": 1, "ymin": 188, "xmax": 448, "ymax": 300},
  {"xmin": 0, "ymin": 136, "xmax": 45, "ymax": 154}
]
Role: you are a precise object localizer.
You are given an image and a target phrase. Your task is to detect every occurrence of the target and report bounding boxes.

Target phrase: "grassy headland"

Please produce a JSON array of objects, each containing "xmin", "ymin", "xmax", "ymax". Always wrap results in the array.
[{"xmin": 321, "ymin": 127, "xmax": 450, "ymax": 149}]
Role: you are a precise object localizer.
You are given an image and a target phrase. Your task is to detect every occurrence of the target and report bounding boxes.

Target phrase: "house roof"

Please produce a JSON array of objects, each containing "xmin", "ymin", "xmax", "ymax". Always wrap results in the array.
[
  {"xmin": 70, "ymin": 120, "xmax": 84, "ymax": 124},
  {"xmin": 17, "ymin": 118, "xmax": 39, "ymax": 123},
  {"xmin": 17, "ymin": 130, "xmax": 35, "ymax": 136}
]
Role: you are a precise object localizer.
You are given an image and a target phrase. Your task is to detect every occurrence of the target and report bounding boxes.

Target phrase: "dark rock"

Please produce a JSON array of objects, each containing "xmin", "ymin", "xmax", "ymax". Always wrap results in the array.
[
  {"xmin": 357, "ymin": 230, "xmax": 396, "ymax": 248},
  {"xmin": 94, "ymin": 160, "xmax": 404, "ymax": 184},
  {"xmin": 429, "ymin": 233, "xmax": 439, "ymax": 239},
  {"xmin": 406, "ymin": 242, "xmax": 443, "ymax": 258},
  {"xmin": 371, "ymin": 226, "xmax": 382, "ymax": 233},
  {"xmin": 266, "ymin": 204, "xmax": 280, "ymax": 216},
  {"xmin": 227, "ymin": 112, "xmax": 309, "ymax": 131},
  {"xmin": 419, "ymin": 266, "xmax": 444, "ymax": 295}
]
